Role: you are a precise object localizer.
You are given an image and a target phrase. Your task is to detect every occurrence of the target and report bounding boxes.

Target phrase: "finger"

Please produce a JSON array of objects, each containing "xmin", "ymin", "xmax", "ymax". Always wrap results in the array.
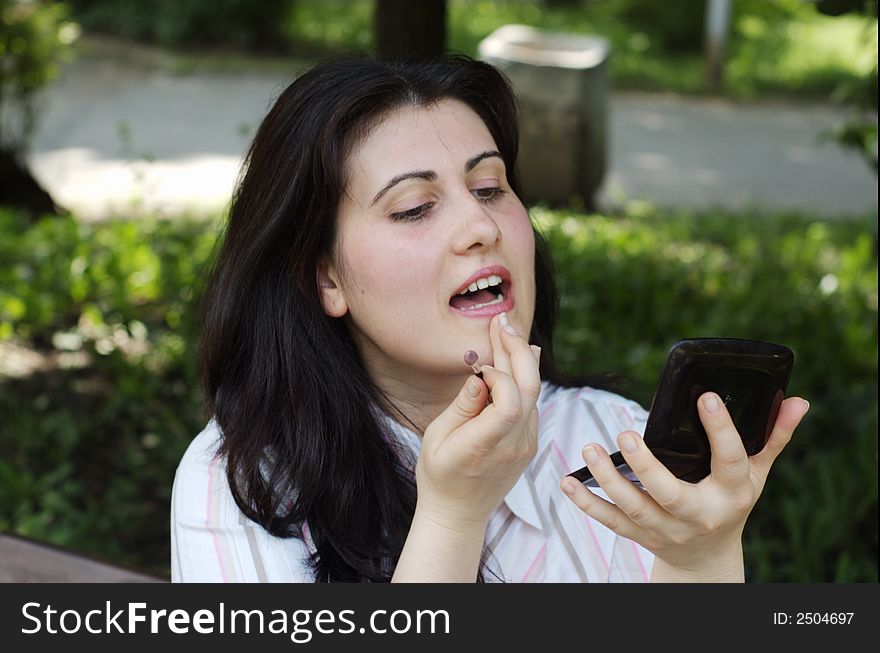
[
  {"xmin": 530, "ymin": 344, "xmax": 541, "ymax": 365},
  {"xmin": 465, "ymin": 364, "xmax": 525, "ymax": 448},
  {"xmin": 488, "ymin": 313, "xmax": 512, "ymax": 376},
  {"xmin": 427, "ymin": 373, "xmax": 490, "ymax": 441},
  {"xmin": 750, "ymin": 397, "xmax": 809, "ymax": 491},
  {"xmin": 700, "ymin": 392, "xmax": 750, "ymax": 488},
  {"xmin": 615, "ymin": 430, "xmax": 699, "ymax": 520},
  {"xmin": 498, "ymin": 314, "xmax": 542, "ymax": 409},
  {"xmin": 528, "ymin": 405, "xmax": 539, "ymax": 446},
  {"xmin": 560, "ymin": 476, "xmax": 645, "ymax": 543},
  {"xmin": 580, "ymin": 444, "xmax": 666, "ymax": 529}
]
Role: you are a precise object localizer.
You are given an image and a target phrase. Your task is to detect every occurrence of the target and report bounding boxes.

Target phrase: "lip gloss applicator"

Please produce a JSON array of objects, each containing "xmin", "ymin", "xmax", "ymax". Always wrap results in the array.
[{"xmin": 464, "ymin": 350, "xmax": 482, "ymax": 379}]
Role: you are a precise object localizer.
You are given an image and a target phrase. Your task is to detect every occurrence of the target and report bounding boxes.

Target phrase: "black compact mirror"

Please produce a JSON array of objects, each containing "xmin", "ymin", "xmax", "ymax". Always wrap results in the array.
[{"xmin": 569, "ymin": 338, "xmax": 795, "ymax": 487}]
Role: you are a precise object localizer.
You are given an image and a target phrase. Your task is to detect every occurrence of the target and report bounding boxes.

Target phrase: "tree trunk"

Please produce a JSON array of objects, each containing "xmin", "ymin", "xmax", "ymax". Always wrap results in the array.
[
  {"xmin": 0, "ymin": 149, "xmax": 61, "ymax": 217},
  {"xmin": 374, "ymin": 0, "xmax": 446, "ymax": 60}
]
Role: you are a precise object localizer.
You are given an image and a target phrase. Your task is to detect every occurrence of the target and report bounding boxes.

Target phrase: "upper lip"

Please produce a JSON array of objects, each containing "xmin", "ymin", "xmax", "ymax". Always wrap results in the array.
[{"xmin": 451, "ymin": 265, "xmax": 512, "ymax": 298}]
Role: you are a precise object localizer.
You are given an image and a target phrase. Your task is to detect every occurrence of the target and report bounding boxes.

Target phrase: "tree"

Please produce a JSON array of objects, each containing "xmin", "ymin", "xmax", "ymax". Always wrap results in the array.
[
  {"xmin": 0, "ymin": 0, "xmax": 73, "ymax": 216},
  {"xmin": 374, "ymin": 0, "xmax": 446, "ymax": 60}
]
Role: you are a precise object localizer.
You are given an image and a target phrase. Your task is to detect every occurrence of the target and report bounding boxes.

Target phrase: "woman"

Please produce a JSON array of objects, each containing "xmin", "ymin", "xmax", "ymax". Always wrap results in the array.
[{"xmin": 170, "ymin": 54, "xmax": 809, "ymax": 582}]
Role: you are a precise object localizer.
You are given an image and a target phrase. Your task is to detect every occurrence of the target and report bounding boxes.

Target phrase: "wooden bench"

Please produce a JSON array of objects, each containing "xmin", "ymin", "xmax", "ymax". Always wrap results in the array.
[{"xmin": 0, "ymin": 533, "xmax": 166, "ymax": 582}]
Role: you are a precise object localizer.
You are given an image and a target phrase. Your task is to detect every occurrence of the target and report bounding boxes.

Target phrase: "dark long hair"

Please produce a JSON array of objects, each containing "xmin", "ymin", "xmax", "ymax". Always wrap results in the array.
[{"xmin": 199, "ymin": 54, "xmax": 600, "ymax": 582}]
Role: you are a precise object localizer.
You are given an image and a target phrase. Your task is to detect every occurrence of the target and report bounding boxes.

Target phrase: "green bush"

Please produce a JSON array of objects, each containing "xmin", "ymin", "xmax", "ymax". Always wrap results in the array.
[
  {"xmin": 615, "ymin": 0, "xmax": 708, "ymax": 54},
  {"xmin": 617, "ymin": 0, "xmax": 807, "ymax": 55},
  {"xmin": 0, "ymin": 206, "xmax": 876, "ymax": 581},
  {"xmin": 67, "ymin": 0, "xmax": 294, "ymax": 51},
  {"xmin": 0, "ymin": 210, "xmax": 216, "ymax": 574},
  {"xmin": 62, "ymin": 0, "xmax": 877, "ymax": 99}
]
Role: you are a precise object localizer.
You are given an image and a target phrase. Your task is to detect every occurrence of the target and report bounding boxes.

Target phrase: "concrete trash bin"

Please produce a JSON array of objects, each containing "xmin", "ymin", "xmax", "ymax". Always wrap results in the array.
[{"xmin": 478, "ymin": 24, "xmax": 611, "ymax": 208}]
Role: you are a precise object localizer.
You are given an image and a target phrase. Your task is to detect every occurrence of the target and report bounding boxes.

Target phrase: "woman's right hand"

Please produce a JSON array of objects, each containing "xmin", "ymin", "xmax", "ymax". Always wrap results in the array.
[{"xmin": 414, "ymin": 312, "xmax": 542, "ymax": 534}]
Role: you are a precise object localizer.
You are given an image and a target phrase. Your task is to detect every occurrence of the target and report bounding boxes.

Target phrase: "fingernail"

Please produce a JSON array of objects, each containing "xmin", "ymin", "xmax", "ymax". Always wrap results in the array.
[
  {"xmin": 799, "ymin": 398, "xmax": 810, "ymax": 413},
  {"xmin": 530, "ymin": 344, "xmax": 541, "ymax": 363},
  {"xmin": 561, "ymin": 480, "xmax": 576, "ymax": 495},
  {"xmin": 466, "ymin": 377, "xmax": 481, "ymax": 398},
  {"xmin": 583, "ymin": 445, "xmax": 599, "ymax": 465},
  {"xmin": 499, "ymin": 312, "xmax": 518, "ymax": 336},
  {"xmin": 620, "ymin": 432, "xmax": 638, "ymax": 453},
  {"xmin": 704, "ymin": 393, "xmax": 720, "ymax": 413}
]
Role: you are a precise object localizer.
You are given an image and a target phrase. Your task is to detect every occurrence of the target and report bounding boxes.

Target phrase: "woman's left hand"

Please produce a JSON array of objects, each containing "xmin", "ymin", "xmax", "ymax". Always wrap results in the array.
[{"xmin": 560, "ymin": 392, "xmax": 810, "ymax": 582}]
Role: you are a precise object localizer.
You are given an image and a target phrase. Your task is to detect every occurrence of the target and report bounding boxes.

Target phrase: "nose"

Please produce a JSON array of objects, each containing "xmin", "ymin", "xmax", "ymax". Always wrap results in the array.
[{"xmin": 450, "ymin": 192, "xmax": 502, "ymax": 254}]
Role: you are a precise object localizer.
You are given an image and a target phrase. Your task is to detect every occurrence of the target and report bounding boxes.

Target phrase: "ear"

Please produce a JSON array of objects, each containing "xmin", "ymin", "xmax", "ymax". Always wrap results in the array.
[{"xmin": 317, "ymin": 260, "xmax": 348, "ymax": 318}]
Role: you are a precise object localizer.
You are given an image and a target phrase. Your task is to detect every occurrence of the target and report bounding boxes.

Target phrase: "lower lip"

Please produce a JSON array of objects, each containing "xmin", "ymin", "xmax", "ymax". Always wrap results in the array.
[{"xmin": 449, "ymin": 288, "xmax": 516, "ymax": 319}]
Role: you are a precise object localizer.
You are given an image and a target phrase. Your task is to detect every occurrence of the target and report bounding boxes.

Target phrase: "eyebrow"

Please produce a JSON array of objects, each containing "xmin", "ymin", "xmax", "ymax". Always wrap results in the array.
[
  {"xmin": 466, "ymin": 150, "xmax": 503, "ymax": 173},
  {"xmin": 369, "ymin": 150, "xmax": 503, "ymax": 206}
]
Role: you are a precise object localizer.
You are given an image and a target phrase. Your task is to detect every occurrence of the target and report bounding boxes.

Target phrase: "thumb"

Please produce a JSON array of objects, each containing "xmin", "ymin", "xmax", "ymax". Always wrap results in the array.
[{"xmin": 429, "ymin": 375, "xmax": 489, "ymax": 437}]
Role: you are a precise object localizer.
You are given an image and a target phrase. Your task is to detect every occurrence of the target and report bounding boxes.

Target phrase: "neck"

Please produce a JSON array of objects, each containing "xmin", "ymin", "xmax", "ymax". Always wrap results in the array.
[{"xmin": 367, "ymin": 363, "xmax": 467, "ymax": 436}]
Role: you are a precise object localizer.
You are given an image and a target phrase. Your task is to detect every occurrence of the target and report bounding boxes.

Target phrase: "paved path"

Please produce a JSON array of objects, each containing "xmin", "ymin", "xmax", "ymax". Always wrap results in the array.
[
  {"xmin": 602, "ymin": 92, "xmax": 876, "ymax": 217},
  {"xmin": 27, "ymin": 52, "xmax": 878, "ymax": 220}
]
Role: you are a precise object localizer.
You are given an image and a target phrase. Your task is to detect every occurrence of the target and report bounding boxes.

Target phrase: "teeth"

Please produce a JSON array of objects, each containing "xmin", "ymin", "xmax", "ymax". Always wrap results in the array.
[
  {"xmin": 458, "ymin": 274, "xmax": 504, "ymax": 295},
  {"xmin": 458, "ymin": 293, "xmax": 505, "ymax": 310}
]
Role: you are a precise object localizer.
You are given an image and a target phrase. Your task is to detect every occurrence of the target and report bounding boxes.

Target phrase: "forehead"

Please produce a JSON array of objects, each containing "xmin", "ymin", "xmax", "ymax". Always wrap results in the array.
[{"xmin": 346, "ymin": 99, "xmax": 499, "ymax": 190}]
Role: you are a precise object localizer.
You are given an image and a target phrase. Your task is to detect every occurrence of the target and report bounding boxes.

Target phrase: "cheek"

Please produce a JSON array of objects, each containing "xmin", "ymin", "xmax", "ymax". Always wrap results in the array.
[
  {"xmin": 510, "ymin": 218, "xmax": 535, "ymax": 257},
  {"xmin": 505, "ymin": 209, "xmax": 537, "ymax": 328},
  {"xmin": 507, "ymin": 210, "xmax": 536, "ymax": 281},
  {"xmin": 340, "ymin": 230, "xmax": 435, "ymax": 311}
]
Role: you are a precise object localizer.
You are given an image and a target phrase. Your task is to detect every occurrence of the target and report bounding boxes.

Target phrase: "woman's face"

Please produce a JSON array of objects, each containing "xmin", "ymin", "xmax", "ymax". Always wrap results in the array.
[{"xmin": 321, "ymin": 98, "xmax": 536, "ymax": 383}]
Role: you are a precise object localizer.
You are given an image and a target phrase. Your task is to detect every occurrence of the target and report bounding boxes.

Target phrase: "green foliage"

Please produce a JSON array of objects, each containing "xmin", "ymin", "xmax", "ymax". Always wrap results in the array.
[
  {"xmin": 823, "ymin": 4, "xmax": 878, "ymax": 173},
  {"xmin": 450, "ymin": 0, "xmax": 877, "ymax": 98},
  {"xmin": 613, "ymin": 0, "xmax": 805, "ymax": 56},
  {"xmin": 0, "ymin": 0, "xmax": 76, "ymax": 151},
  {"xmin": 614, "ymin": 0, "xmax": 708, "ymax": 54},
  {"xmin": 0, "ymin": 210, "xmax": 217, "ymax": 575},
  {"xmin": 285, "ymin": 0, "xmax": 373, "ymax": 54},
  {"xmin": 0, "ymin": 205, "xmax": 876, "ymax": 581},
  {"xmin": 62, "ymin": 0, "xmax": 876, "ymax": 99},
  {"xmin": 67, "ymin": 0, "xmax": 294, "ymax": 51}
]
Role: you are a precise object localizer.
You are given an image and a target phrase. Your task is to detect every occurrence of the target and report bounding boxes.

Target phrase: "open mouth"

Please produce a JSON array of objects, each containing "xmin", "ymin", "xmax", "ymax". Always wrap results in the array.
[{"xmin": 449, "ymin": 274, "xmax": 507, "ymax": 311}]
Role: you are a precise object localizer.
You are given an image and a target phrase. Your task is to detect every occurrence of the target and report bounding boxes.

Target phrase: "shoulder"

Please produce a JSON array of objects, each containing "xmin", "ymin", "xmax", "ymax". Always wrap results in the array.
[
  {"xmin": 177, "ymin": 419, "xmax": 224, "ymax": 470},
  {"xmin": 171, "ymin": 420, "xmax": 236, "ymax": 527},
  {"xmin": 170, "ymin": 420, "xmax": 316, "ymax": 582}
]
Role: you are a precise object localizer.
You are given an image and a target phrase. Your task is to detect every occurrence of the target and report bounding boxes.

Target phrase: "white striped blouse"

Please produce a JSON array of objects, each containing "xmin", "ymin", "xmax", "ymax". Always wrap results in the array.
[{"xmin": 171, "ymin": 382, "xmax": 655, "ymax": 582}]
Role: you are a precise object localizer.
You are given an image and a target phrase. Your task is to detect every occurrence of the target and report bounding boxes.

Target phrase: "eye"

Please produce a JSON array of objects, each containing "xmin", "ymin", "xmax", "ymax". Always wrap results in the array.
[
  {"xmin": 390, "ymin": 202, "xmax": 434, "ymax": 222},
  {"xmin": 472, "ymin": 187, "xmax": 507, "ymax": 204}
]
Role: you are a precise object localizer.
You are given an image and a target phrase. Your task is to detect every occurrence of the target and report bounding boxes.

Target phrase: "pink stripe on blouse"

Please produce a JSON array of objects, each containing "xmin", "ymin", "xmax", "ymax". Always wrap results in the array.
[
  {"xmin": 520, "ymin": 542, "xmax": 547, "ymax": 582},
  {"xmin": 549, "ymin": 439, "xmax": 610, "ymax": 575},
  {"xmin": 206, "ymin": 453, "xmax": 230, "ymax": 583}
]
